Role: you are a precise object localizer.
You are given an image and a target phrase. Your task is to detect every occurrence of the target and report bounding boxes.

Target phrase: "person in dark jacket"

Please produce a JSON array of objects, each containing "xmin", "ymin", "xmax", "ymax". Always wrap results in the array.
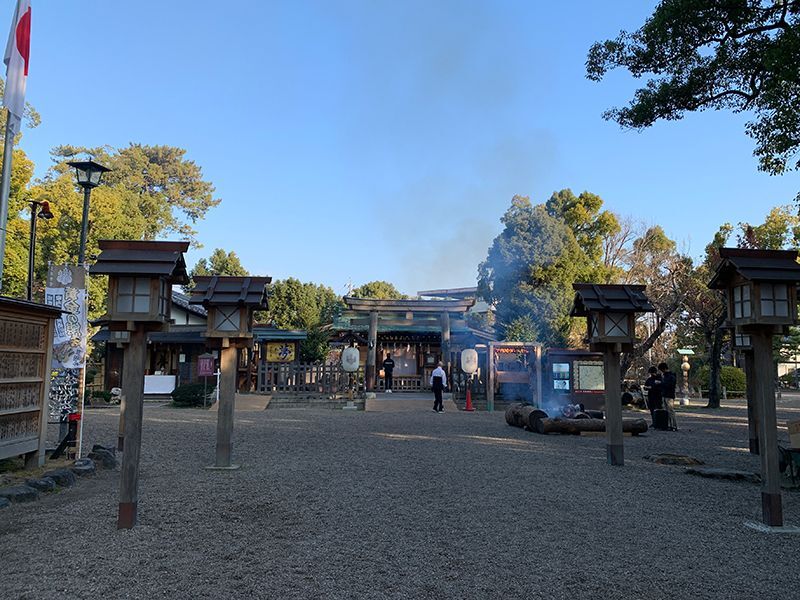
[
  {"xmin": 658, "ymin": 362, "xmax": 679, "ymax": 431},
  {"xmin": 382, "ymin": 353, "xmax": 395, "ymax": 393},
  {"xmin": 644, "ymin": 366, "xmax": 663, "ymax": 426}
]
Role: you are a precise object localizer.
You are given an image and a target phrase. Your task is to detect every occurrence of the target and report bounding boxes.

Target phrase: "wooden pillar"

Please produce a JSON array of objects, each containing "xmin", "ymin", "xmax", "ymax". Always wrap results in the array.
[
  {"xmin": 743, "ymin": 350, "xmax": 759, "ymax": 454},
  {"xmin": 366, "ymin": 311, "xmax": 378, "ymax": 391},
  {"xmin": 213, "ymin": 343, "xmax": 238, "ymax": 468},
  {"xmin": 117, "ymin": 394, "xmax": 126, "ymax": 451},
  {"xmin": 118, "ymin": 327, "xmax": 146, "ymax": 529},
  {"xmin": 752, "ymin": 330, "xmax": 782, "ymax": 527},
  {"xmin": 487, "ymin": 343, "xmax": 495, "ymax": 412},
  {"xmin": 603, "ymin": 346, "xmax": 624, "ymax": 466},
  {"xmin": 440, "ymin": 312, "xmax": 451, "ymax": 382},
  {"xmin": 534, "ymin": 345, "xmax": 543, "ymax": 408}
]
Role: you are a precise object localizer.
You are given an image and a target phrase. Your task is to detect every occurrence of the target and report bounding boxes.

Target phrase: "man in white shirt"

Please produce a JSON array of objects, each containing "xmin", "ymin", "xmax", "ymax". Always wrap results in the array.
[{"xmin": 430, "ymin": 362, "xmax": 447, "ymax": 413}]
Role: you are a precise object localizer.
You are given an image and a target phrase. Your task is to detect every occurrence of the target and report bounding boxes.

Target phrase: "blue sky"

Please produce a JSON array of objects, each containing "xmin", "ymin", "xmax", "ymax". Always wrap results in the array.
[{"xmin": 18, "ymin": 0, "xmax": 800, "ymax": 295}]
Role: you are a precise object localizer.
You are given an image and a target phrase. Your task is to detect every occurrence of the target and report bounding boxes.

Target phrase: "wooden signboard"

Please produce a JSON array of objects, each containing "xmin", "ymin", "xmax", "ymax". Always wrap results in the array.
[
  {"xmin": 266, "ymin": 342, "xmax": 295, "ymax": 363},
  {"xmin": 0, "ymin": 298, "xmax": 59, "ymax": 468}
]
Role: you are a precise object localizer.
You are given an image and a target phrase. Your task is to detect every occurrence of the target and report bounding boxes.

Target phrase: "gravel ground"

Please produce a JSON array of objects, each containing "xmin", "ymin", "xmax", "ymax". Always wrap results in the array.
[{"xmin": 1, "ymin": 395, "xmax": 799, "ymax": 600}]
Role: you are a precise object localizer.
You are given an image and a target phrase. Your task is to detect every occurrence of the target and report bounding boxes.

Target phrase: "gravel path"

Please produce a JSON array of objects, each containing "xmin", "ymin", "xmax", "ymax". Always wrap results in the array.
[{"xmin": 1, "ymin": 395, "xmax": 799, "ymax": 599}]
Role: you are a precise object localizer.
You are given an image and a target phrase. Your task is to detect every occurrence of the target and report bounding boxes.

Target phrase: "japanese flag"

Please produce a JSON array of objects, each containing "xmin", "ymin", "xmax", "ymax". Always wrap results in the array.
[{"xmin": 3, "ymin": 0, "xmax": 30, "ymax": 122}]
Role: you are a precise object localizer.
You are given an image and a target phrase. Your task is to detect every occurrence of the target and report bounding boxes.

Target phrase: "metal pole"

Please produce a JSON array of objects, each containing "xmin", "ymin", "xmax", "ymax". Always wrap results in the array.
[
  {"xmin": 27, "ymin": 202, "xmax": 37, "ymax": 301},
  {"xmin": 78, "ymin": 187, "xmax": 91, "ymax": 266},
  {"xmin": 0, "ymin": 112, "xmax": 19, "ymax": 290}
]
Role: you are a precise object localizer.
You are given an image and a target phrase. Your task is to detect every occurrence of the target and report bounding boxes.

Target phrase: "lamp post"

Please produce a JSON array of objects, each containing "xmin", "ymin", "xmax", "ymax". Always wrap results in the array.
[
  {"xmin": 27, "ymin": 200, "xmax": 54, "ymax": 301},
  {"xmin": 66, "ymin": 159, "xmax": 111, "ymax": 266}
]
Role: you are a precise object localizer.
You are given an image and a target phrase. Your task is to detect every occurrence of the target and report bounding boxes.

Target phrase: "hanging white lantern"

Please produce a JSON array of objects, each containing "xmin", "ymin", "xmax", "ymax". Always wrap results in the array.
[
  {"xmin": 461, "ymin": 349, "xmax": 478, "ymax": 374},
  {"xmin": 342, "ymin": 347, "xmax": 360, "ymax": 372}
]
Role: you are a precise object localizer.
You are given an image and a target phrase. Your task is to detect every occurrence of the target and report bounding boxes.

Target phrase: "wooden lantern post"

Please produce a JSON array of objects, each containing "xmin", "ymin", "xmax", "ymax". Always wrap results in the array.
[
  {"xmin": 571, "ymin": 284, "xmax": 655, "ymax": 466},
  {"xmin": 189, "ymin": 276, "xmax": 270, "ymax": 469},
  {"xmin": 91, "ymin": 240, "xmax": 189, "ymax": 529},
  {"xmin": 709, "ymin": 248, "xmax": 800, "ymax": 528}
]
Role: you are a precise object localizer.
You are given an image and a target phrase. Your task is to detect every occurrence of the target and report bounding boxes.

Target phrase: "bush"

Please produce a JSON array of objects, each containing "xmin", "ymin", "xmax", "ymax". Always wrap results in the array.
[
  {"xmin": 695, "ymin": 365, "xmax": 747, "ymax": 396},
  {"xmin": 171, "ymin": 383, "xmax": 208, "ymax": 407},
  {"xmin": 720, "ymin": 366, "xmax": 746, "ymax": 395},
  {"xmin": 89, "ymin": 390, "xmax": 112, "ymax": 403}
]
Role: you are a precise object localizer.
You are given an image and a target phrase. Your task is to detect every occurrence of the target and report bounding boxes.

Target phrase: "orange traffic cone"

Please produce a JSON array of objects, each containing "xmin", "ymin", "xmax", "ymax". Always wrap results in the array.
[{"xmin": 465, "ymin": 386, "xmax": 475, "ymax": 411}]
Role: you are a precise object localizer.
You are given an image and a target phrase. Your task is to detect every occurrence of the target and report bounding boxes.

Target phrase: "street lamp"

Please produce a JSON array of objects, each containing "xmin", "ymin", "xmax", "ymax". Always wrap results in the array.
[
  {"xmin": 66, "ymin": 159, "xmax": 111, "ymax": 266},
  {"xmin": 27, "ymin": 199, "xmax": 54, "ymax": 301}
]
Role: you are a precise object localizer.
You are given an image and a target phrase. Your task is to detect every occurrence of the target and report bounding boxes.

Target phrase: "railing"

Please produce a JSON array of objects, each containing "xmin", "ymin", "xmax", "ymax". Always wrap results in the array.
[
  {"xmin": 377, "ymin": 376, "xmax": 426, "ymax": 392},
  {"xmin": 258, "ymin": 362, "xmax": 363, "ymax": 395}
]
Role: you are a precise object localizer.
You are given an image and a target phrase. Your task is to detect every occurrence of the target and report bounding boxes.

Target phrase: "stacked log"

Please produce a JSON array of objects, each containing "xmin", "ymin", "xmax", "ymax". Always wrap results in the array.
[
  {"xmin": 534, "ymin": 417, "xmax": 648, "ymax": 436},
  {"xmin": 505, "ymin": 404, "xmax": 548, "ymax": 430}
]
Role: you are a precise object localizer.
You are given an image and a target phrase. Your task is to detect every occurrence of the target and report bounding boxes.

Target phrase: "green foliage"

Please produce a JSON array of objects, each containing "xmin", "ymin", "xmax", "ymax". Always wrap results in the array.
[
  {"xmin": 299, "ymin": 327, "xmax": 332, "ymax": 363},
  {"xmin": 88, "ymin": 390, "xmax": 112, "ymax": 403},
  {"xmin": 736, "ymin": 205, "xmax": 800, "ymax": 249},
  {"xmin": 170, "ymin": 383, "xmax": 208, "ymax": 407},
  {"xmin": 351, "ymin": 280, "xmax": 407, "ymax": 299},
  {"xmin": 264, "ymin": 278, "xmax": 343, "ymax": 362},
  {"xmin": 696, "ymin": 365, "xmax": 747, "ymax": 396},
  {"xmin": 267, "ymin": 278, "xmax": 342, "ymax": 330},
  {"xmin": 190, "ymin": 248, "xmax": 249, "ymax": 283},
  {"xmin": 545, "ymin": 189, "xmax": 620, "ymax": 274},
  {"xmin": 3, "ymin": 139, "xmax": 220, "ymax": 317},
  {"xmin": 587, "ymin": 1, "xmax": 800, "ymax": 179},
  {"xmin": 50, "ymin": 143, "xmax": 220, "ymax": 240},
  {"xmin": 478, "ymin": 195, "xmax": 589, "ymax": 345}
]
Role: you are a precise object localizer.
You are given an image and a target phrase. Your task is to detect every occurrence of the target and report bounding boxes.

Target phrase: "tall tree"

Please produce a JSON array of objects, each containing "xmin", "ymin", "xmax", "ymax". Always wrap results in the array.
[
  {"xmin": 545, "ymin": 189, "xmax": 620, "ymax": 280},
  {"xmin": 49, "ymin": 143, "xmax": 220, "ymax": 241},
  {"xmin": 190, "ymin": 249, "xmax": 249, "ymax": 279},
  {"xmin": 478, "ymin": 195, "xmax": 586, "ymax": 345},
  {"xmin": 620, "ymin": 226, "xmax": 693, "ymax": 378},
  {"xmin": 265, "ymin": 278, "xmax": 343, "ymax": 362},
  {"xmin": 587, "ymin": 1, "xmax": 800, "ymax": 187},
  {"xmin": 351, "ymin": 280, "xmax": 407, "ymax": 299}
]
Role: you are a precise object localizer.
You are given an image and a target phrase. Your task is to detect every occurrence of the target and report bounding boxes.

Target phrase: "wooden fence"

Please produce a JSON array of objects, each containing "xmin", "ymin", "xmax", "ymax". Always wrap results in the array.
[
  {"xmin": 377, "ymin": 376, "xmax": 427, "ymax": 392},
  {"xmin": 258, "ymin": 362, "xmax": 363, "ymax": 395}
]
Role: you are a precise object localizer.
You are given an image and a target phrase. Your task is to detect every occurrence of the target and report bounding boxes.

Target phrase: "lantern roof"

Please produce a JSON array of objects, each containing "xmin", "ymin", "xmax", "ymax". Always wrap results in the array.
[
  {"xmin": 570, "ymin": 283, "xmax": 654, "ymax": 317},
  {"xmin": 189, "ymin": 276, "xmax": 271, "ymax": 308},
  {"xmin": 708, "ymin": 248, "xmax": 800, "ymax": 289},
  {"xmin": 91, "ymin": 240, "xmax": 190, "ymax": 284}
]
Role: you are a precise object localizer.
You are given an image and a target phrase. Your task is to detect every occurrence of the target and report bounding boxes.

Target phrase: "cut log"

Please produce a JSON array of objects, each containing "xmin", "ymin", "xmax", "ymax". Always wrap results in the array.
[
  {"xmin": 505, "ymin": 404, "xmax": 549, "ymax": 429},
  {"xmin": 534, "ymin": 417, "xmax": 648, "ymax": 436},
  {"xmin": 505, "ymin": 403, "xmax": 526, "ymax": 427}
]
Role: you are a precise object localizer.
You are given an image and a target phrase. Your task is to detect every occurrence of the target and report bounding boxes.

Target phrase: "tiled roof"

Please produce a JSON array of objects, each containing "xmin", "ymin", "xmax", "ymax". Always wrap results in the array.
[
  {"xmin": 571, "ymin": 284, "xmax": 654, "ymax": 316},
  {"xmin": 189, "ymin": 276, "xmax": 271, "ymax": 308},
  {"xmin": 91, "ymin": 240, "xmax": 189, "ymax": 284},
  {"xmin": 708, "ymin": 248, "xmax": 800, "ymax": 289}
]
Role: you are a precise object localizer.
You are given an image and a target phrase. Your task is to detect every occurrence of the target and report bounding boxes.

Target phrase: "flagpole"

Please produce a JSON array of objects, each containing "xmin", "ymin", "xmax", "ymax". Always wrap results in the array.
[{"xmin": 0, "ymin": 109, "xmax": 18, "ymax": 292}]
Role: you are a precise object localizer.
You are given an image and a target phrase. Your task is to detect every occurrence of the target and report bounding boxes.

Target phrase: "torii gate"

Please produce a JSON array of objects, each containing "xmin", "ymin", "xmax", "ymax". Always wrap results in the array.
[{"xmin": 341, "ymin": 296, "xmax": 475, "ymax": 391}]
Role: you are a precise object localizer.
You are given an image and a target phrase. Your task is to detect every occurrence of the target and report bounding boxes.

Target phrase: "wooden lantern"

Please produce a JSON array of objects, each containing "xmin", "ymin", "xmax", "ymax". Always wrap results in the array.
[
  {"xmin": 189, "ymin": 276, "xmax": 271, "ymax": 346},
  {"xmin": 571, "ymin": 284, "xmax": 654, "ymax": 352},
  {"xmin": 708, "ymin": 247, "xmax": 800, "ymax": 529},
  {"xmin": 90, "ymin": 239, "xmax": 189, "ymax": 529},
  {"xmin": 92, "ymin": 240, "xmax": 190, "ymax": 329},
  {"xmin": 709, "ymin": 248, "xmax": 800, "ymax": 332},
  {"xmin": 571, "ymin": 283, "xmax": 654, "ymax": 467},
  {"xmin": 189, "ymin": 276, "xmax": 270, "ymax": 470}
]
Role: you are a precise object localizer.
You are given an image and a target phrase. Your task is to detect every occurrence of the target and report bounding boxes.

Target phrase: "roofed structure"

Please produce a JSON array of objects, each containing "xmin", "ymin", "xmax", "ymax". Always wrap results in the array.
[
  {"xmin": 189, "ymin": 276, "xmax": 271, "ymax": 308},
  {"xmin": 91, "ymin": 240, "xmax": 190, "ymax": 284},
  {"xmin": 570, "ymin": 284, "xmax": 654, "ymax": 316},
  {"xmin": 708, "ymin": 248, "xmax": 800, "ymax": 289}
]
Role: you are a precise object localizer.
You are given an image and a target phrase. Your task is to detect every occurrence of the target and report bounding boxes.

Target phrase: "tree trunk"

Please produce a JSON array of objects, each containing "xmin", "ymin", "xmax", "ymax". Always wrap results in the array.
[{"xmin": 706, "ymin": 313, "xmax": 727, "ymax": 409}]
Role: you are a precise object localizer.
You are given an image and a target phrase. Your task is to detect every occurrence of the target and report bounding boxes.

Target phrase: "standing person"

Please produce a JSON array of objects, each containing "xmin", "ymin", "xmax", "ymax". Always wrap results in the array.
[
  {"xmin": 430, "ymin": 361, "xmax": 447, "ymax": 413},
  {"xmin": 644, "ymin": 366, "xmax": 663, "ymax": 427},
  {"xmin": 382, "ymin": 352, "xmax": 395, "ymax": 393},
  {"xmin": 658, "ymin": 362, "xmax": 679, "ymax": 431}
]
